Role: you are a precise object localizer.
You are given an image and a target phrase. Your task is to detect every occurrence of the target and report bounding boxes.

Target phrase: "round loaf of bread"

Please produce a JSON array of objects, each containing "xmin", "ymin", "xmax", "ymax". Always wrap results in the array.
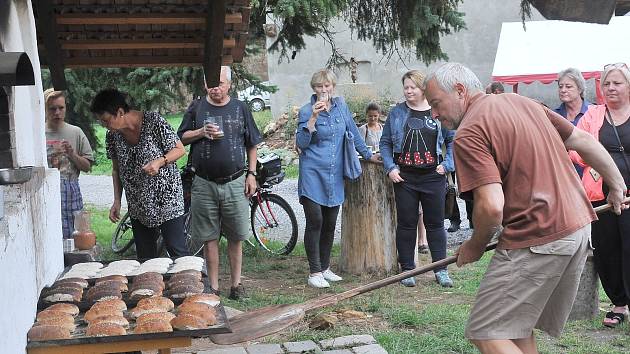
[
  {"xmin": 129, "ymin": 305, "xmax": 167, "ymax": 319},
  {"xmin": 183, "ymin": 293, "xmax": 220, "ymax": 307},
  {"xmin": 175, "ymin": 256, "xmax": 204, "ymax": 264},
  {"xmin": 133, "ymin": 319, "xmax": 173, "ymax": 334},
  {"xmin": 133, "ymin": 272, "xmax": 163, "ymax": 283},
  {"xmin": 90, "ymin": 298, "xmax": 127, "ymax": 312},
  {"xmin": 87, "ymin": 288, "xmax": 123, "ymax": 303},
  {"xmin": 177, "ymin": 302, "xmax": 217, "ymax": 316},
  {"xmin": 84, "ymin": 306, "xmax": 123, "ymax": 323},
  {"xmin": 169, "ymin": 282, "xmax": 204, "ymax": 299},
  {"xmin": 179, "ymin": 308, "xmax": 216, "ymax": 326},
  {"xmin": 170, "ymin": 313, "xmax": 208, "ymax": 330},
  {"xmin": 168, "ymin": 273, "xmax": 201, "ymax": 285},
  {"xmin": 71, "ymin": 262, "xmax": 103, "ymax": 270},
  {"xmin": 167, "ymin": 264, "xmax": 203, "ymax": 273},
  {"xmin": 36, "ymin": 310, "xmax": 75, "ymax": 322},
  {"xmin": 96, "ymin": 275, "xmax": 128, "ymax": 284},
  {"xmin": 136, "ymin": 312, "xmax": 176, "ymax": 325},
  {"xmin": 42, "ymin": 303, "xmax": 80, "ymax": 316},
  {"xmin": 27, "ymin": 325, "xmax": 71, "ymax": 341},
  {"xmin": 59, "ymin": 272, "xmax": 91, "ymax": 280},
  {"xmin": 109, "ymin": 260, "xmax": 141, "ymax": 268},
  {"xmin": 142, "ymin": 258, "xmax": 173, "ymax": 266},
  {"xmin": 137, "ymin": 296, "xmax": 174, "ymax": 311},
  {"xmin": 86, "ymin": 322, "xmax": 126, "ymax": 337},
  {"xmin": 53, "ymin": 278, "xmax": 89, "ymax": 288},
  {"xmin": 130, "ymin": 279, "xmax": 165, "ymax": 292},
  {"xmin": 92, "ymin": 279, "xmax": 128, "ymax": 293},
  {"xmin": 90, "ymin": 315, "xmax": 129, "ymax": 328},
  {"xmin": 43, "ymin": 287, "xmax": 83, "ymax": 303},
  {"xmin": 34, "ymin": 319, "xmax": 76, "ymax": 333},
  {"xmin": 171, "ymin": 269, "xmax": 202, "ymax": 279},
  {"xmin": 167, "ymin": 278, "xmax": 199, "ymax": 290}
]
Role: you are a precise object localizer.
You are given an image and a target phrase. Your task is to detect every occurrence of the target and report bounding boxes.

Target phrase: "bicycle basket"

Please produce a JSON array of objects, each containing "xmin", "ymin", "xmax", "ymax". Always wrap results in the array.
[{"xmin": 256, "ymin": 153, "xmax": 284, "ymax": 186}]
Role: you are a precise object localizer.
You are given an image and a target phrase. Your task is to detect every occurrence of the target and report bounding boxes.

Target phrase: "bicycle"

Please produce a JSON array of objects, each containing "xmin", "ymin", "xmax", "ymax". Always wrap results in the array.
[{"xmin": 111, "ymin": 161, "xmax": 298, "ymax": 257}]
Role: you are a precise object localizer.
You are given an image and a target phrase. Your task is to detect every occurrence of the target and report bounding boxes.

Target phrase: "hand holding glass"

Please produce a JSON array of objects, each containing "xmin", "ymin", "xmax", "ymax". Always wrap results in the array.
[{"xmin": 204, "ymin": 115, "xmax": 224, "ymax": 140}]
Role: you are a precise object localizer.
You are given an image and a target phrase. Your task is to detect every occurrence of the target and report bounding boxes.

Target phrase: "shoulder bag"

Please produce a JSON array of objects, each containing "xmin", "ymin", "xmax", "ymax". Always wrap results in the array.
[
  {"xmin": 605, "ymin": 109, "xmax": 630, "ymax": 174},
  {"xmin": 343, "ymin": 111, "xmax": 362, "ymax": 181},
  {"xmin": 444, "ymin": 172, "xmax": 458, "ymax": 219}
]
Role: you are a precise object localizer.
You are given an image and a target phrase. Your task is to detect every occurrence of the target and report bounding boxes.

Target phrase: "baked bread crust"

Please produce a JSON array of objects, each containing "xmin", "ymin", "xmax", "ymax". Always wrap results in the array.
[
  {"xmin": 86, "ymin": 322, "xmax": 127, "ymax": 337},
  {"xmin": 41, "ymin": 303, "xmax": 80, "ymax": 316},
  {"xmin": 90, "ymin": 315, "xmax": 129, "ymax": 328},
  {"xmin": 84, "ymin": 306, "xmax": 124, "ymax": 323},
  {"xmin": 90, "ymin": 298, "xmax": 127, "ymax": 312},
  {"xmin": 169, "ymin": 282, "xmax": 204, "ymax": 298},
  {"xmin": 133, "ymin": 319, "xmax": 173, "ymax": 334},
  {"xmin": 183, "ymin": 293, "xmax": 220, "ymax": 307},
  {"xmin": 53, "ymin": 278, "xmax": 89, "ymax": 288},
  {"xmin": 136, "ymin": 312, "xmax": 176, "ymax": 325},
  {"xmin": 96, "ymin": 275, "xmax": 128, "ymax": 284},
  {"xmin": 137, "ymin": 296, "xmax": 174, "ymax": 311},
  {"xmin": 86, "ymin": 287, "xmax": 122, "ymax": 303},
  {"xmin": 27, "ymin": 325, "xmax": 71, "ymax": 341},
  {"xmin": 34, "ymin": 318, "xmax": 76, "ymax": 332},
  {"xmin": 170, "ymin": 313, "xmax": 208, "ymax": 330},
  {"xmin": 177, "ymin": 302, "xmax": 217, "ymax": 316},
  {"xmin": 36, "ymin": 310, "xmax": 75, "ymax": 323}
]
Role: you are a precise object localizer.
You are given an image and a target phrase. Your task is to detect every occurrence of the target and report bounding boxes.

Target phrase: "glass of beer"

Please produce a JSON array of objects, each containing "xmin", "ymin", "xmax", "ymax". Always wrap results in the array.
[{"xmin": 204, "ymin": 114, "xmax": 224, "ymax": 139}]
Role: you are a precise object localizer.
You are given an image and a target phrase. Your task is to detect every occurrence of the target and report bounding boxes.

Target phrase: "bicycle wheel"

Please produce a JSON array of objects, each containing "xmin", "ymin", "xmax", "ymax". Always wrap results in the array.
[
  {"xmin": 111, "ymin": 212, "xmax": 135, "ymax": 254},
  {"xmin": 250, "ymin": 193, "xmax": 298, "ymax": 255},
  {"xmin": 183, "ymin": 211, "xmax": 205, "ymax": 256}
]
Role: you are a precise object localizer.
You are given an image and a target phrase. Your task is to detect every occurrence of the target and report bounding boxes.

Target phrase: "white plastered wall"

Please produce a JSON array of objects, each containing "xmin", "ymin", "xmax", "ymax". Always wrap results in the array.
[{"xmin": 0, "ymin": 1, "xmax": 64, "ymax": 352}]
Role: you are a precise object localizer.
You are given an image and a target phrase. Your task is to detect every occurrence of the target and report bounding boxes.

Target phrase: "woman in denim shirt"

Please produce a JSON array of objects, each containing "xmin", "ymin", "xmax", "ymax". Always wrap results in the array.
[
  {"xmin": 297, "ymin": 69, "xmax": 379, "ymax": 288},
  {"xmin": 379, "ymin": 70, "xmax": 455, "ymax": 287}
]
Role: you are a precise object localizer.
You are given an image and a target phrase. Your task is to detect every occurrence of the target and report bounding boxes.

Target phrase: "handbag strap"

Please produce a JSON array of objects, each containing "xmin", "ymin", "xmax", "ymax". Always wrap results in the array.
[
  {"xmin": 186, "ymin": 98, "xmax": 203, "ymax": 166},
  {"xmin": 605, "ymin": 108, "xmax": 630, "ymax": 175}
]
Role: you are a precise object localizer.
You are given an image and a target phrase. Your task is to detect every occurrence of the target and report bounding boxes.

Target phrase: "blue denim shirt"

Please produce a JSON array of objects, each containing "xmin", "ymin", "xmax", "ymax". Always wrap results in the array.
[
  {"xmin": 555, "ymin": 100, "xmax": 591, "ymax": 178},
  {"xmin": 297, "ymin": 95, "xmax": 373, "ymax": 207},
  {"xmin": 379, "ymin": 102, "xmax": 455, "ymax": 174}
]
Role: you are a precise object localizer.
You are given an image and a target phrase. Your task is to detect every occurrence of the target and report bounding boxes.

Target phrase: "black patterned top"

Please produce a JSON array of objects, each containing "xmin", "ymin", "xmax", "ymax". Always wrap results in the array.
[{"xmin": 106, "ymin": 111, "xmax": 184, "ymax": 227}]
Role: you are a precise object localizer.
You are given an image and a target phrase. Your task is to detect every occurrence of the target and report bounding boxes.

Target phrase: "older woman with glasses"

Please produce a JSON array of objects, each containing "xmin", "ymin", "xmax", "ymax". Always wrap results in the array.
[
  {"xmin": 90, "ymin": 89, "xmax": 190, "ymax": 259},
  {"xmin": 571, "ymin": 62, "xmax": 630, "ymax": 328}
]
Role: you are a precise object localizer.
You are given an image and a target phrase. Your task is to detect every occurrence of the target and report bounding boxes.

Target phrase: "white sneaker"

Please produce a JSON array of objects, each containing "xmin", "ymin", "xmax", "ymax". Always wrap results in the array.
[
  {"xmin": 308, "ymin": 273, "xmax": 330, "ymax": 288},
  {"xmin": 322, "ymin": 269, "xmax": 343, "ymax": 282}
]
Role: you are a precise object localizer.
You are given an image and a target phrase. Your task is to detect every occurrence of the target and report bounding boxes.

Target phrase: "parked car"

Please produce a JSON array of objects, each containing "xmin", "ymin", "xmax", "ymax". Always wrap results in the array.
[{"xmin": 237, "ymin": 81, "xmax": 272, "ymax": 112}]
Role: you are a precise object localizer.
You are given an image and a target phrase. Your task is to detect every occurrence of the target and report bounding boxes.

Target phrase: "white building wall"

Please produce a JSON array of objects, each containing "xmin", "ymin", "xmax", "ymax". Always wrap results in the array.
[
  {"xmin": 0, "ymin": 1, "xmax": 64, "ymax": 352},
  {"xmin": 266, "ymin": 0, "xmax": 565, "ymax": 117}
]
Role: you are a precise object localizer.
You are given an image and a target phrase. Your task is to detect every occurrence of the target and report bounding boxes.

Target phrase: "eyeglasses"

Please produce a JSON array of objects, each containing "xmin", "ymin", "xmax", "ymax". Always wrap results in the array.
[{"xmin": 604, "ymin": 63, "xmax": 629, "ymax": 70}]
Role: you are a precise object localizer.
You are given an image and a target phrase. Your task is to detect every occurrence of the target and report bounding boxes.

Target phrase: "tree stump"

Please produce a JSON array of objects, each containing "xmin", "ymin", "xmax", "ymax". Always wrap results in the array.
[
  {"xmin": 340, "ymin": 160, "xmax": 398, "ymax": 274},
  {"xmin": 568, "ymin": 250, "xmax": 599, "ymax": 321}
]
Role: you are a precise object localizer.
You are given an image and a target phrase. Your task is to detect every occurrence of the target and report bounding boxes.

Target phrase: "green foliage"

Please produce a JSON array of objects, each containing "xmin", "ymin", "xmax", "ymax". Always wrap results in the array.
[
  {"xmin": 343, "ymin": 91, "xmax": 396, "ymax": 125},
  {"xmin": 255, "ymin": 0, "xmax": 466, "ymax": 64}
]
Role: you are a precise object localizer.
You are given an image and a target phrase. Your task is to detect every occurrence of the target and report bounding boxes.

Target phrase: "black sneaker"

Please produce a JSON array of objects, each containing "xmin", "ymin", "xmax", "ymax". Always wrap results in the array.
[
  {"xmin": 229, "ymin": 283, "xmax": 246, "ymax": 300},
  {"xmin": 447, "ymin": 221, "xmax": 461, "ymax": 232},
  {"xmin": 202, "ymin": 278, "xmax": 221, "ymax": 296}
]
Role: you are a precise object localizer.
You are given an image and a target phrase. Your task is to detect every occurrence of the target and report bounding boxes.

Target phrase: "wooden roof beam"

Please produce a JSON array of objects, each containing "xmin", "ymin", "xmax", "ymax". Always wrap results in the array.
[
  {"xmin": 55, "ymin": 12, "xmax": 242, "ymax": 25},
  {"xmin": 204, "ymin": 0, "xmax": 227, "ymax": 87},
  {"xmin": 55, "ymin": 38, "xmax": 236, "ymax": 50},
  {"xmin": 34, "ymin": 0, "xmax": 67, "ymax": 90},
  {"xmin": 54, "ymin": 55, "xmax": 234, "ymax": 68}
]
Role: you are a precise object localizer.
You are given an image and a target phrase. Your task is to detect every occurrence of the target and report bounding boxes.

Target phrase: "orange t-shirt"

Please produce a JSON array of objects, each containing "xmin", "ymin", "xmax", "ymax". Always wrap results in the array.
[{"xmin": 455, "ymin": 93, "xmax": 596, "ymax": 249}]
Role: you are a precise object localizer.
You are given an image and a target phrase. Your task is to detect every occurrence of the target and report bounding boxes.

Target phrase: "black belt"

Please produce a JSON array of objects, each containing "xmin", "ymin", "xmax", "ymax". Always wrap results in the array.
[{"xmin": 197, "ymin": 169, "xmax": 245, "ymax": 184}]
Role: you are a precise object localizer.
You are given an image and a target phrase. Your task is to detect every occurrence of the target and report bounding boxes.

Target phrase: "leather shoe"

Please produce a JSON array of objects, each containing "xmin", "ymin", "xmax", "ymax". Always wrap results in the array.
[{"xmin": 447, "ymin": 221, "xmax": 460, "ymax": 232}]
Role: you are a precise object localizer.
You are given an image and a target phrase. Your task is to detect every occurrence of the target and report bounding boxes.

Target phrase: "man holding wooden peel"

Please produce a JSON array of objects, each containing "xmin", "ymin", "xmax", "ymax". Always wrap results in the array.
[{"xmin": 424, "ymin": 63, "xmax": 627, "ymax": 354}]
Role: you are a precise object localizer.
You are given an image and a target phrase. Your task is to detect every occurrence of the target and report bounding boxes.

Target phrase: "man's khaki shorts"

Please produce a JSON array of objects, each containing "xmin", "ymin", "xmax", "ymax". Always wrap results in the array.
[
  {"xmin": 190, "ymin": 174, "xmax": 250, "ymax": 242},
  {"xmin": 465, "ymin": 225, "xmax": 590, "ymax": 340}
]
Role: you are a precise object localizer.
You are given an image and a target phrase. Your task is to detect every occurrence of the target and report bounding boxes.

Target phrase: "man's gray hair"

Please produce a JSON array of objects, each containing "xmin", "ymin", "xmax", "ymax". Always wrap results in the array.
[
  {"xmin": 424, "ymin": 62, "xmax": 483, "ymax": 94},
  {"xmin": 558, "ymin": 68, "xmax": 586, "ymax": 97}
]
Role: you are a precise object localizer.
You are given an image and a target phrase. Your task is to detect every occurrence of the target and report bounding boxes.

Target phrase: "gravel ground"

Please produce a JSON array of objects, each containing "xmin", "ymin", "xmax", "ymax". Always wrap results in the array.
[{"xmin": 79, "ymin": 174, "xmax": 472, "ymax": 247}]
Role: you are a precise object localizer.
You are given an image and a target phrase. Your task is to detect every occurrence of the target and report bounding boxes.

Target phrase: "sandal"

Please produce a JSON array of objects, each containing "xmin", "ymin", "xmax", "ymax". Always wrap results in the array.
[{"xmin": 603, "ymin": 311, "xmax": 626, "ymax": 328}]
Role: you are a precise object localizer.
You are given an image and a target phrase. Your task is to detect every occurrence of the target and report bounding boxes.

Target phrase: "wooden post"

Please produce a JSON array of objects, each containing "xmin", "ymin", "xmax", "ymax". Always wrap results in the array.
[{"xmin": 340, "ymin": 160, "xmax": 398, "ymax": 274}]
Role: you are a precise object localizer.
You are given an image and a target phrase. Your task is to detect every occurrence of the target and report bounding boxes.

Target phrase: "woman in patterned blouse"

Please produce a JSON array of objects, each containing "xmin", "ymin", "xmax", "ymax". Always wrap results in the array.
[{"xmin": 90, "ymin": 89, "xmax": 190, "ymax": 259}]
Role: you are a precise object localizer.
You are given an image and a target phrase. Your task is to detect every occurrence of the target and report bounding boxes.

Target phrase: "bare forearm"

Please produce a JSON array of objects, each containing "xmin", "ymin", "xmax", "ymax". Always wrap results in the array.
[
  {"xmin": 69, "ymin": 153, "xmax": 92, "ymax": 172},
  {"xmin": 181, "ymin": 128, "xmax": 205, "ymax": 145},
  {"xmin": 470, "ymin": 201, "xmax": 503, "ymax": 248},
  {"xmin": 112, "ymin": 164, "xmax": 123, "ymax": 204},
  {"xmin": 165, "ymin": 141, "xmax": 186, "ymax": 163},
  {"xmin": 247, "ymin": 146, "xmax": 257, "ymax": 171}
]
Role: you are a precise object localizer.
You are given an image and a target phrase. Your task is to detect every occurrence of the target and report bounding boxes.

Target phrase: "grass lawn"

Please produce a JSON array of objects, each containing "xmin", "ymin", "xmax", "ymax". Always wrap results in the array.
[
  {"xmin": 87, "ymin": 205, "xmax": 630, "ymax": 354},
  {"xmin": 89, "ymin": 110, "xmax": 274, "ymax": 175}
]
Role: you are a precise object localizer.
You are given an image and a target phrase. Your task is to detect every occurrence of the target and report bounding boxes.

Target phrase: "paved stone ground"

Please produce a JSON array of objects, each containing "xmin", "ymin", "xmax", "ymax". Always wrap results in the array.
[{"xmin": 168, "ymin": 334, "xmax": 387, "ymax": 354}]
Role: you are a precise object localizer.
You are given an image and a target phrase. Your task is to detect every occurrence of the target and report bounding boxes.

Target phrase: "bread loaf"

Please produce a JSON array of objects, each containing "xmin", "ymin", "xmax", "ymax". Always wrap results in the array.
[
  {"xmin": 42, "ymin": 287, "xmax": 83, "ymax": 303},
  {"xmin": 133, "ymin": 319, "xmax": 173, "ymax": 334},
  {"xmin": 90, "ymin": 298, "xmax": 127, "ymax": 312},
  {"xmin": 170, "ymin": 313, "xmax": 208, "ymax": 330},
  {"xmin": 132, "ymin": 272, "xmax": 163, "ymax": 283},
  {"xmin": 84, "ymin": 306, "xmax": 123, "ymax": 323},
  {"xmin": 183, "ymin": 293, "xmax": 220, "ymax": 307},
  {"xmin": 90, "ymin": 315, "xmax": 129, "ymax": 328},
  {"xmin": 178, "ymin": 309, "xmax": 217, "ymax": 325},
  {"xmin": 34, "ymin": 318, "xmax": 76, "ymax": 332},
  {"xmin": 27, "ymin": 325, "xmax": 71, "ymax": 341},
  {"xmin": 87, "ymin": 287, "xmax": 122, "ymax": 303},
  {"xmin": 170, "ymin": 269, "xmax": 202, "ymax": 280},
  {"xmin": 169, "ymin": 282, "xmax": 204, "ymax": 299},
  {"xmin": 168, "ymin": 273, "xmax": 201, "ymax": 285},
  {"xmin": 166, "ymin": 279, "xmax": 199, "ymax": 290},
  {"xmin": 129, "ymin": 305, "xmax": 167, "ymax": 319},
  {"xmin": 177, "ymin": 302, "xmax": 217, "ymax": 316},
  {"xmin": 136, "ymin": 312, "xmax": 176, "ymax": 325},
  {"xmin": 86, "ymin": 322, "xmax": 126, "ymax": 337},
  {"xmin": 41, "ymin": 303, "xmax": 80, "ymax": 316},
  {"xmin": 130, "ymin": 281, "xmax": 164, "ymax": 300},
  {"xmin": 96, "ymin": 275, "xmax": 128, "ymax": 284},
  {"xmin": 137, "ymin": 296, "xmax": 174, "ymax": 311},
  {"xmin": 36, "ymin": 310, "xmax": 75, "ymax": 323},
  {"xmin": 53, "ymin": 278, "xmax": 89, "ymax": 288}
]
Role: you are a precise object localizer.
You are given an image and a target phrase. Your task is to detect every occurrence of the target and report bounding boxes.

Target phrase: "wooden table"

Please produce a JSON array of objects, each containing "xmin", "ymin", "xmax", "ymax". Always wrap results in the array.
[
  {"xmin": 340, "ymin": 159, "xmax": 398, "ymax": 274},
  {"xmin": 27, "ymin": 336, "xmax": 191, "ymax": 354}
]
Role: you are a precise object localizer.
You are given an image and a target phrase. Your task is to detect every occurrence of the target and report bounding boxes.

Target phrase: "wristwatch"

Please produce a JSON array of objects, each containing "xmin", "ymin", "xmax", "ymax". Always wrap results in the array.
[{"xmin": 246, "ymin": 170, "xmax": 258, "ymax": 177}]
